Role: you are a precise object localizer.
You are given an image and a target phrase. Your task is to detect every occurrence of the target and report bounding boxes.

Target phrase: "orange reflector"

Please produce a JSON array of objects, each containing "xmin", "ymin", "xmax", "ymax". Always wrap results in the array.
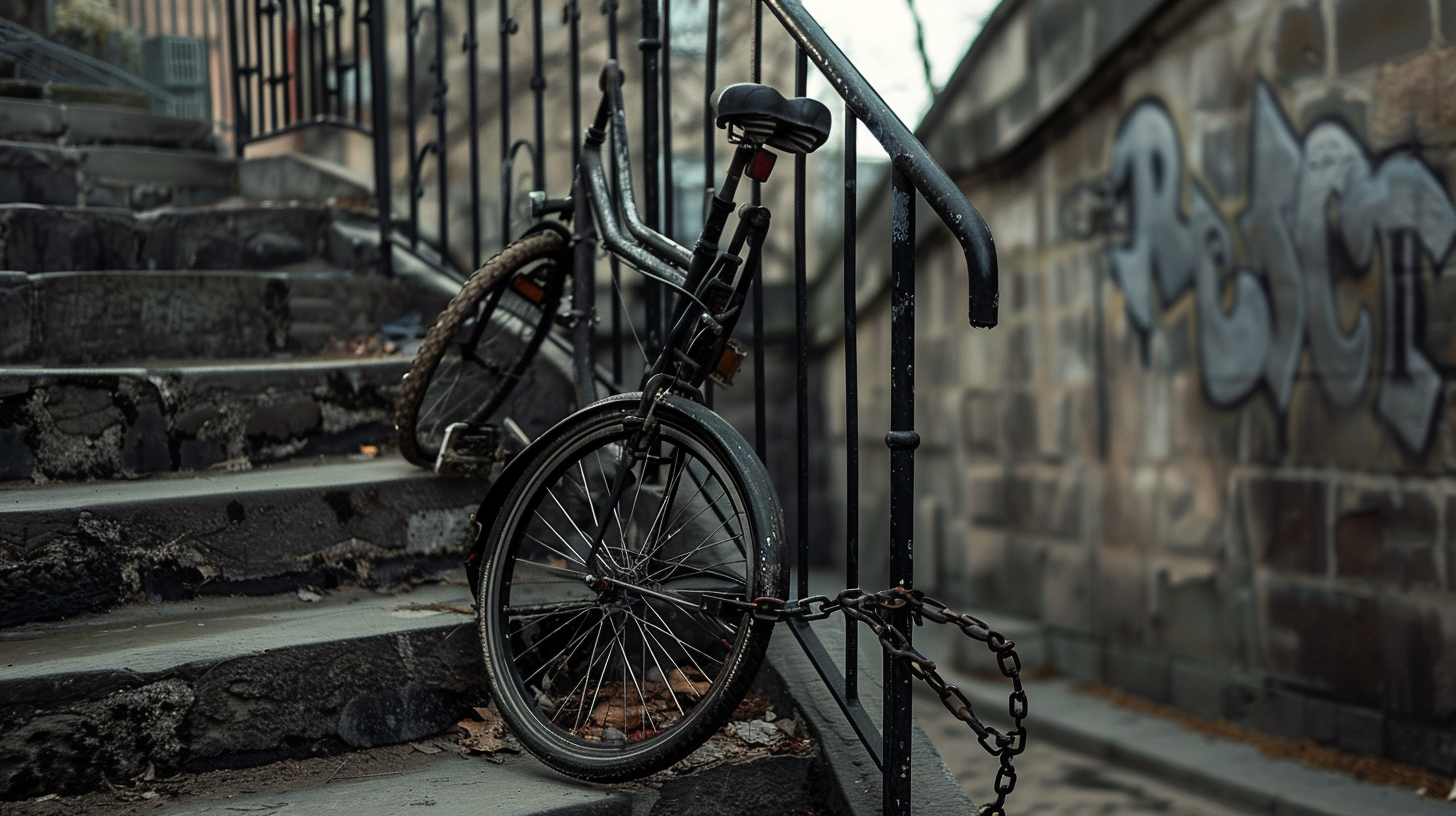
[
  {"xmin": 511, "ymin": 276, "xmax": 546, "ymax": 304},
  {"xmin": 746, "ymin": 149, "xmax": 777, "ymax": 183},
  {"xmin": 710, "ymin": 340, "xmax": 747, "ymax": 388}
]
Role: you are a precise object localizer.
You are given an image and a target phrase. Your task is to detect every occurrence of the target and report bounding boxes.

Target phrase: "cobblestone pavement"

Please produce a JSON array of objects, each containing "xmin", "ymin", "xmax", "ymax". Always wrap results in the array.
[{"xmin": 916, "ymin": 690, "xmax": 1252, "ymax": 816}]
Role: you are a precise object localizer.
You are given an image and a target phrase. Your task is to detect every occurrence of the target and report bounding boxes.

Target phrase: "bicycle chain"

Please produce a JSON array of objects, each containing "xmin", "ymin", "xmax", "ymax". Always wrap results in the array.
[{"xmin": 714, "ymin": 586, "xmax": 1026, "ymax": 816}]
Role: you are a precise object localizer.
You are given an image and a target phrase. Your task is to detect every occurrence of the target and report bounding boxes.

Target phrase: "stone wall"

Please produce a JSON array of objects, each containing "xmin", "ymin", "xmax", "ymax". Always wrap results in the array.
[{"xmin": 822, "ymin": 0, "xmax": 1456, "ymax": 775}]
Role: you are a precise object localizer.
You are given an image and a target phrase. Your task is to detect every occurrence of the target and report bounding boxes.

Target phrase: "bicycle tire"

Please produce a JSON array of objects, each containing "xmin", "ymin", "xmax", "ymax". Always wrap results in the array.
[
  {"xmin": 478, "ymin": 393, "xmax": 785, "ymax": 781},
  {"xmin": 395, "ymin": 228, "xmax": 568, "ymax": 468}
]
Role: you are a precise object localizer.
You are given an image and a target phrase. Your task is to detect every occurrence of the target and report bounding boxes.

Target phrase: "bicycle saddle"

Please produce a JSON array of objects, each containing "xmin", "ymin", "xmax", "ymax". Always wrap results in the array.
[{"xmin": 712, "ymin": 83, "xmax": 832, "ymax": 154}]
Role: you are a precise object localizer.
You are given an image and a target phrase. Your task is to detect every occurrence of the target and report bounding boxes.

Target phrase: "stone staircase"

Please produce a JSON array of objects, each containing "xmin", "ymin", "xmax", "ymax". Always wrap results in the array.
[{"xmin": 0, "ymin": 93, "xmax": 576, "ymax": 799}]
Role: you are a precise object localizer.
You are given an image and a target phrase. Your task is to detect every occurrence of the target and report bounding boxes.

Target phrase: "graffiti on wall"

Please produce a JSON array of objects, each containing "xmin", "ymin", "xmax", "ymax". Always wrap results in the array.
[{"xmin": 1088, "ymin": 81, "xmax": 1455, "ymax": 451}]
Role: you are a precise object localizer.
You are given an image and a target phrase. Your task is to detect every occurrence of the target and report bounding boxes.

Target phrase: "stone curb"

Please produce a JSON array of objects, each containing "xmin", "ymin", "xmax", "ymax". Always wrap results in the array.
[
  {"xmin": 765, "ymin": 624, "xmax": 979, "ymax": 816},
  {"xmin": 946, "ymin": 672, "xmax": 1453, "ymax": 816}
]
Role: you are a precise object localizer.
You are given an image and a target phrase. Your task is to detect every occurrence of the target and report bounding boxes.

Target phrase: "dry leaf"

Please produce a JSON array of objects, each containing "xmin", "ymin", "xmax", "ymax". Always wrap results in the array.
[
  {"xmin": 457, "ymin": 706, "xmax": 518, "ymax": 757},
  {"xmin": 457, "ymin": 718, "xmax": 505, "ymax": 754},
  {"xmin": 666, "ymin": 668, "xmax": 710, "ymax": 699}
]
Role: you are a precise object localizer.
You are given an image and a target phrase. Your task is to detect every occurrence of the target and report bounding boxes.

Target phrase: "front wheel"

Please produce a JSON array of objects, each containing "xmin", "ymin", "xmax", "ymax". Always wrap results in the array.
[
  {"xmin": 395, "ymin": 228, "xmax": 568, "ymax": 468},
  {"xmin": 478, "ymin": 394, "xmax": 786, "ymax": 781}
]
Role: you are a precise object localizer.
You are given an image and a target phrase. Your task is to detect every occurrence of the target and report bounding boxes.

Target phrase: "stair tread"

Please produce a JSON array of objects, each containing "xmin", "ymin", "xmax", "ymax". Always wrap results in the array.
[
  {"xmin": 0, "ymin": 456, "xmax": 434, "ymax": 513},
  {"xmin": 0, "ymin": 355, "xmax": 411, "ymax": 376},
  {"xmin": 0, "ymin": 98, "xmax": 216, "ymax": 148},
  {"xmin": 0, "ymin": 582, "xmax": 474, "ymax": 682}
]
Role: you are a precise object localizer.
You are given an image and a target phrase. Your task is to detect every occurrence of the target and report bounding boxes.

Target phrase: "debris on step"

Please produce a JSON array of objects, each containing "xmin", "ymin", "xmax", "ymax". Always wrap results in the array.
[
  {"xmin": 318, "ymin": 334, "xmax": 400, "ymax": 359},
  {"xmin": 455, "ymin": 705, "xmax": 521, "ymax": 762}
]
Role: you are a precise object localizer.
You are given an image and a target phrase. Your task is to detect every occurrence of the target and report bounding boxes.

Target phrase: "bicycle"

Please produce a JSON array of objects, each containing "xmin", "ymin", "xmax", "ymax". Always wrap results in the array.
[
  {"xmin": 395, "ymin": 61, "xmax": 1027, "ymax": 815},
  {"xmin": 404, "ymin": 60, "xmax": 827, "ymax": 781}
]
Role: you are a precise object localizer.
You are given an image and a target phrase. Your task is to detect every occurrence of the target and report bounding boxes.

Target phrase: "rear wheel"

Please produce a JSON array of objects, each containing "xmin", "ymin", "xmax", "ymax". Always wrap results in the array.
[
  {"xmin": 478, "ymin": 395, "xmax": 785, "ymax": 781},
  {"xmin": 395, "ymin": 229, "xmax": 567, "ymax": 467}
]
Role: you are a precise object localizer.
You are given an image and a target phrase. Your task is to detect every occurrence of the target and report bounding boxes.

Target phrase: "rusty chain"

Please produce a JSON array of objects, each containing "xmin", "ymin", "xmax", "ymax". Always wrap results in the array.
[{"xmin": 709, "ymin": 586, "xmax": 1026, "ymax": 816}]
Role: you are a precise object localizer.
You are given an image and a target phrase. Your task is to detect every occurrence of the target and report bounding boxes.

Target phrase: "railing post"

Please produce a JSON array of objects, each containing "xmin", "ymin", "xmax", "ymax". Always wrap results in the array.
[
  {"xmin": 499, "ymin": 0, "xmax": 515, "ymax": 247},
  {"xmin": 749, "ymin": 0, "xmax": 766, "ymax": 459},
  {"xmin": 794, "ymin": 44, "xmax": 809, "ymax": 601},
  {"xmin": 226, "ymin": 0, "xmax": 246, "ymax": 154},
  {"xmin": 640, "ymin": 0, "xmax": 663, "ymax": 359},
  {"xmin": 843, "ymin": 103, "xmax": 859, "ymax": 702},
  {"xmin": 465, "ymin": 0, "xmax": 482, "ymax": 269},
  {"xmin": 884, "ymin": 167, "xmax": 918, "ymax": 816},
  {"xmin": 431, "ymin": 0, "xmax": 448, "ymax": 265},
  {"xmin": 368, "ymin": 0, "xmax": 392, "ymax": 275}
]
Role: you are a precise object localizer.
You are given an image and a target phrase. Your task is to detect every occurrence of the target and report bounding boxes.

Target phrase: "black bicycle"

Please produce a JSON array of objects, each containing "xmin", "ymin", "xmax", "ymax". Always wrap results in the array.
[{"xmin": 396, "ymin": 60, "xmax": 831, "ymax": 779}]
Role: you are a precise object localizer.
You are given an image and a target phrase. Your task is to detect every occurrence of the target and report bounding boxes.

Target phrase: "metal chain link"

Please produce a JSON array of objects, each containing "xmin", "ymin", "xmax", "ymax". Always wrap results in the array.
[{"xmin": 714, "ymin": 586, "xmax": 1026, "ymax": 816}]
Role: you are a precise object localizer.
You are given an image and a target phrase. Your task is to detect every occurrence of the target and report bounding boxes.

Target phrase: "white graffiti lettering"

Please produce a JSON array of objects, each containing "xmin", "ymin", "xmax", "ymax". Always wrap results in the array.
[{"xmin": 1097, "ymin": 80, "xmax": 1456, "ymax": 451}]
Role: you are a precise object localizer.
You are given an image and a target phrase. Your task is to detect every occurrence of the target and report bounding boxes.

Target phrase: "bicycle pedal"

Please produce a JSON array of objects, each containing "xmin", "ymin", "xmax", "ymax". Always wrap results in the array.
[
  {"xmin": 709, "ymin": 339, "xmax": 747, "ymax": 388},
  {"xmin": 435, "ymin": 422, "xmax": 507, "ymax": 479}
]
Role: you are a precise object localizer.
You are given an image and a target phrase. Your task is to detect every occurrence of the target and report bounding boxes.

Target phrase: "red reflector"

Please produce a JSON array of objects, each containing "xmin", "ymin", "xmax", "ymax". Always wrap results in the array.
[
  {"xmin": 511, "ymin": 276, "xmax": 546, "ymax": 304},
  {"xmin": 746, "ymin": 149, "xmax": 777, "ymax": 182}
]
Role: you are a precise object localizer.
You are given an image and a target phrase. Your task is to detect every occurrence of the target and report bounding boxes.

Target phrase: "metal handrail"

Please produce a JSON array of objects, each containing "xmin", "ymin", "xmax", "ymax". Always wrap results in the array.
[{"xmin": 762, "ymin": 0, "xmax": 998, "ymax": 329}]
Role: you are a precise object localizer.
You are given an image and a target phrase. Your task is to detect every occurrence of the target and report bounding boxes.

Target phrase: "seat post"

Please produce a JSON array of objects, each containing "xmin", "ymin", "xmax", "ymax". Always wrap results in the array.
[
  {"xmin": 716, "ymin": 142, "xmax": 757, "ymax": 202},
  {"xmin": 670, "ymin": 142, "xmax": 759, "ymax": 328}
]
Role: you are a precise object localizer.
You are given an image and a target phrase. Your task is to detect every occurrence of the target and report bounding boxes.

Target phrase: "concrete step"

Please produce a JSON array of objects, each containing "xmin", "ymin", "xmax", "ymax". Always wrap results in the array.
[
  {"xmin": 0, "ymin": 201, "xmax": 385, "ymax": 273},
  {"xmin": 0, "ymin": 584, "xmax": 490, "ymax": 798},
  {"xmin": 0, "ymin": 98, "xmax": 216, "ymax": 151},
  {"xmin": 0, "ymin": 318, "xmax": 575, "ymax": 482},
  {"xmin": 0, "ymin": 79, "xmax": 150, "ymax": 110},
  {"xmin": 0, "ymin": 357, "xmax": 411, "ymax": 481},
  {"xmin": 239, "ymin": 153, "xmax": 372, "ymax": 206},
  {"xmin": 0, "ymin": 339, "xmax": 578, "ymax": 618},
  {"xmin": 2, "ymin": 268, "xmax": 414, "ymax": 364},
  {"xmin": 0, "ymin": 584, "xmax": 822, "ymax": 813},
  {"xmin": 0, "ymin": 458, "xmax": 489, "ymax": 629},
  {"xmin": 0, "ymin": 139, "xmax": 232, "ymax": 210}
]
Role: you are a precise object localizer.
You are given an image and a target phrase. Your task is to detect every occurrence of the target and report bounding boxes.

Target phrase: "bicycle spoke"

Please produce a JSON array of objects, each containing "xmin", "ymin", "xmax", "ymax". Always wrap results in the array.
[
  {"xmin": 522, "ymin": 528, "xmax": 590, "ymax": 572},
  {"xmin": 650, "ymin": 559, "xmax": 749, "ymax": 587},
  {"xmin": 634, "ymin": 616, "xmax": 687, "ymax": 717},
  {"xmin": 591, "ymin": 442, "xmax": 632, "ymax": 556},
  {"xmin": 639, "ymin": 603, "xmax": 719, "ymax": 684},
  {"xmin": 528, "ymin": 612, "xmax": 603, "ymax": 693},
  {"xmin": 644, "ymin": 517, "xmax": 742, "ymax": 582},
  {"xmin": 546, "ymin": 485, "xmax": 625, "ymax": 572},
  {"xmin": 570, "ymin": 622, "xmax": 613, "ymax": 733},
  {"xmin": 510, "ymin": 557, "xmax": 593, "ymax": 581},
  {"xmin": 511, "ymin": 606, "xmax": 596, "ymax": 669},
  {"xmin": 633, "ymin": 447, "xmax": 690, "ymax": 571},
  {"xmin": 568, "ymin": 458, "xmax": 639, "ymax": 572},
  {"xmin": 614, "ymin": 615, "xmax": 655, "ymax": 733},
  {"xmin": 657, "ymin": 471, "xmax": 718, "ymax": 540},
  {"xmin": 570, "ymin": 616, "xmax": 621, "ymax": 732},
  {"xmin": 612, "ymin": 268, "xmax": 650, "ymax": 370}
]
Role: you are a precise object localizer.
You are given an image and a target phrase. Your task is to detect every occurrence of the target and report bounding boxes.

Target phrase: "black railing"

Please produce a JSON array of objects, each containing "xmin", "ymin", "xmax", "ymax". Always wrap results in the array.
[
  {"xmin": 207, "ymin": 1, "xmax": 998, "ymax": 812},
  {"xmin": 389, "ymin": 1, "xmax": 995, "ymax": 813}
]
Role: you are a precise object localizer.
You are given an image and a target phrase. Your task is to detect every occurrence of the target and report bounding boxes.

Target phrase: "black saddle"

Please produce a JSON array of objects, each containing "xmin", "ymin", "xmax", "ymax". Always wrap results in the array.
[{"xmin": 712, "ymin": 83, "xmax": 832, "ymax": 154}]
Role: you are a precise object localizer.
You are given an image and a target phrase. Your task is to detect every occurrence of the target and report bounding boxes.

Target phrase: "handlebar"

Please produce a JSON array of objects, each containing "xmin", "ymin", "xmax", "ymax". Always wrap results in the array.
[{"xmin": 587, "ymin": 61, "xmax": 692, "ymax": 275}]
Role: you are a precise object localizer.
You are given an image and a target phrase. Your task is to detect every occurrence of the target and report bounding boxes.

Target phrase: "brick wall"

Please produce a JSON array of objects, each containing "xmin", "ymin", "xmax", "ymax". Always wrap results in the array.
[{"xmin": 823, "ymin": 0, "xmax": 1456, "ymax": 775}]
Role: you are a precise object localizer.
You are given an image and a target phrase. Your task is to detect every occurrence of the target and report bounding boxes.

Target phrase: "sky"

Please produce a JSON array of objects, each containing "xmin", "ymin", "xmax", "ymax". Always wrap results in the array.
[{"xmin": 798, "ymin": 0, "xmax": 1000, "ymax": 128}]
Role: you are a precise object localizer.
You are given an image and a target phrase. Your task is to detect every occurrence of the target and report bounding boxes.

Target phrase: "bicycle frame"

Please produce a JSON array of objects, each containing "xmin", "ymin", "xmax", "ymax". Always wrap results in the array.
[{"xmin": 570, "ymin": 60, "xmax": 774, "ymax": 402}]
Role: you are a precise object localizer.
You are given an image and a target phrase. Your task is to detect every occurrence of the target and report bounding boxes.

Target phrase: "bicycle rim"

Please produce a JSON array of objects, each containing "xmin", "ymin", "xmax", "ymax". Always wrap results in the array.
[
  {"xmin": 407, "ymin": 255, "xmax": 562, "ymax": 463},
  {"xmin": 480, "ymin": 399, "xmax": 780, "ymax": 780}
]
